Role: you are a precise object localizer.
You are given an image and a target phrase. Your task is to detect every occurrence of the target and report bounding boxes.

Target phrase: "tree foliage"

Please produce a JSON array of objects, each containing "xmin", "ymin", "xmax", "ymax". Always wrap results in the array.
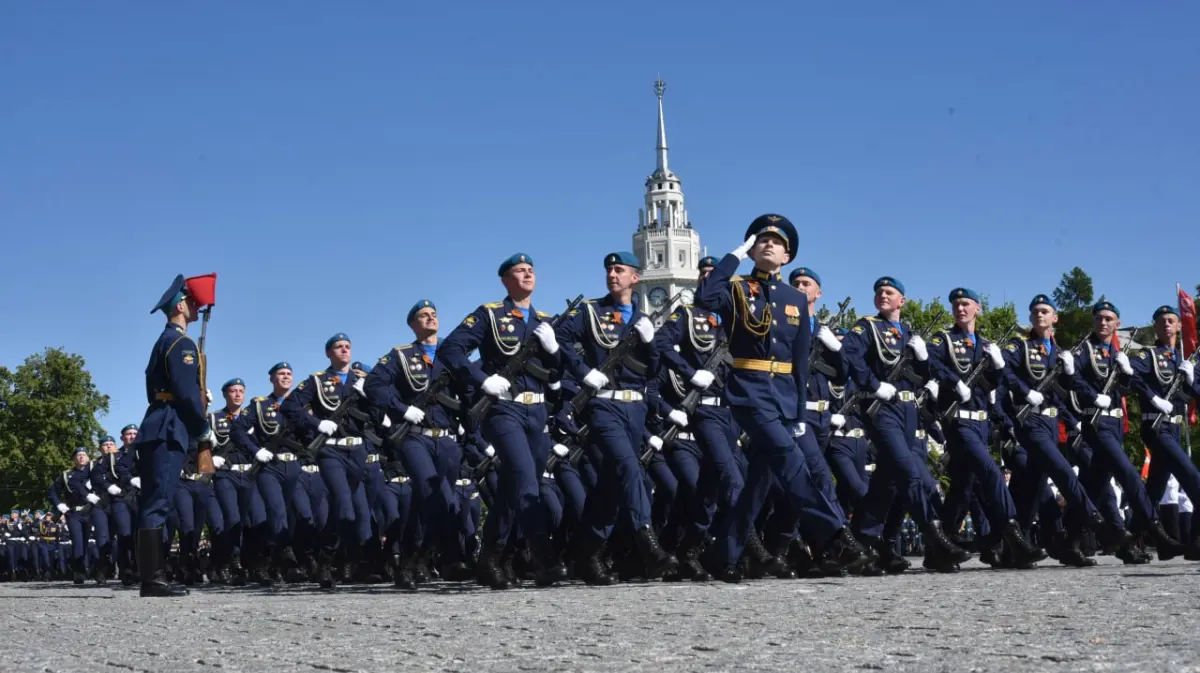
[{"xmin": 0, "ymin": 348, "xmax": 110, "ymax": 511}]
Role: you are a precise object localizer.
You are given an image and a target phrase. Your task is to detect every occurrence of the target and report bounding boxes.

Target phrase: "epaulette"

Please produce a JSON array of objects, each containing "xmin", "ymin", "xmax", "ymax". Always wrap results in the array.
[
  {"xmin": 312, "ymin": 370, "xmax": 325, "ymax": 377},
  {"xmin": 253, "ymin": 396, "xmax": 267, "ymax": 402},
  {"xmin": 583, "ymin": 298, "xmax": 598, "ymax": 304},
  {"xmin": 536, "ymin": 311, "xmax": 550, "ymax": 319},
  {"xmin": 396, "ymin": 344, "xmax": 413, "ymax": 351},
  {"xmin": 484, "ymin": 301, "xmax": 504, "ymax": 309}
]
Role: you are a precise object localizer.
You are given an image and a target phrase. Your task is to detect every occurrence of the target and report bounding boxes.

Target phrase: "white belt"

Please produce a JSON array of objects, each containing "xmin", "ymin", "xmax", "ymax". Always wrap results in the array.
[
  {"xmin": 955, "ymin": 410, "xmax": 988, "ymax": 422},
  {"xmin": 301, "ymin": 465, "xmax": 320, "ymax": 474},
  {"xmin": 1040, "ymin": 407, "xmax": 1058, "ymax": 418},
  {"xmin": 229, "ymin": 464, "xmax": 252, "ymax": 472},
  {"xmin": 60, "ymin": 540, "xmax": 71, "ymax": 545},
  {"xmin": 10, "ymin": 536, "xmax": 24, "ymax": 541},
  {"xmin": 421, "ymin": 428, "xmax": 454, "ymax": 438},
  {"xmin": 676, "ymin": 432, "xmax": 695, "ymax": 442},
  {"xmin": 541, "ymin": 471, "xmax": 554, "ymax": 480},
  {"xmin": 389, "ymin": 475, "xmax": 409, "ymax": 484},
  {"xmin": 1143, "ymin": 413, "xmax": 1184, "ymax": 425},
  {"xmin": 700, "ymin": 396, "xmax": 722, "ymax": 406},
  {"xmin": 896, "ymin": 391, "xmax": 916, "ymax": 402},
  {"xmin": 833, "ymin": 428, "xmax": 865, "ymax": 438},
  {"xmin": 595, "ymin": 389, "xmax": 645, "ymax": 402},
  {"xmin": 183, "ymin": 473, "xmax": 207, "ymax": 481},
  {"xmin": 915, "ymin": 429, "xmax": 927, "ymax": 439},
  {"xmin": 454, "ymin": 478, "xmax": 472, "ymax": 487},
  {"xmin": 276, "ymin": 453, "xmax": 298, "ymax": 462},
  {"xmin": 805, "ymin": 400, "xmax": 829, "ymax": 412},
  {"xmin": 498, "ymin": 391, "xmax": 545, "ymax": 404},
  {"xmin": 1086, "ymin": 408, "xmax": 1124, "ymax": 418},
  {"xmin": 366, "ymin": 454, "xmax": 381, "ymax": 463},
  {"xmin": 325, "ymin": 437, "xmax": 363, "ymax": 447}
]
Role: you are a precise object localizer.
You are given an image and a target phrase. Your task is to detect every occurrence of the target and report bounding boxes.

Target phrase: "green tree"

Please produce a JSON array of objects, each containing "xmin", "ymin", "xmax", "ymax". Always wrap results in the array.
[
  {"xmin": 0, "ymin": 348, "xmax": 110, "ymax": 511},
  {"xmin": 1051, "ymin": 267, "xmax": 1099, "ymax": 348},
  {"xmin": 975, "ymin": 297, "xmax": 1020, "ymax": 343},
  {"xmin": 900, "ymin": 298, "xmax": 952, "ymax": 336}
]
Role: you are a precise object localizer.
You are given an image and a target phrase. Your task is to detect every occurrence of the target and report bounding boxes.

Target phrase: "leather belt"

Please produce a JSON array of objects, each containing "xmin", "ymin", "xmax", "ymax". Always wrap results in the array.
[
  {"xmin": 228, "ymin": 464, "xmax": 252, "ymax": 472},
  {"xmin": 955, "ymin": 410, "xmax": 988, "ymax": 422},
  {"xmin": 1143, "ymin": 413, "xmax": 1184, "ymax": 425},
  {"xmin": 595, "ymin": 389, "xmax": 645, "ymax": 402},
  {"xmin": 833, "ymin": 428, "xmax": 865, "ymax": 438},
  {"xmin": 366, "ymin": 454, "xmax": 381, "ymax": 463},
  {"xmin": 301, "ymin": 465, "xmax": 320, "ymax": 473},
  {"xmin": 1084, "ymin": 408, "xmax": 1124, "ymax": 418},
  {"xmin": 325, "ymin": 437, "xmax": 363, "ymax": 447},
  {"xmin": 805, "ymin": 400, "xmax": 829, "ymax": 412},
  {"xmin": 421, "ymin": 428, "xmax": 453, "ymax": 438},
  {"xmin": 275, "ymin": 453, "xmax": 298, "ymax": 462},
  {"xmin": 732, "ymin": 358, "xmax": 792, "ymax": 374},
  {"xmin": 700, "ymin": 396, "xmax": 722, "ymax": 406},
  {"xmin": 498, "ymin": 391, "xmax": 544, "ymax": 404},
  {"xmin": 154, "ymin": 391, "xmax": 175, "ymax": 401}
]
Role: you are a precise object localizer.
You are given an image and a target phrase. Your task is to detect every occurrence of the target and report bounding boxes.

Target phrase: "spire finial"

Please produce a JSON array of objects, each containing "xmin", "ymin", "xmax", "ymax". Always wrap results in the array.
[{"xmin": 655, "ymin": 78, "xmax": 668, "ymax": 176}]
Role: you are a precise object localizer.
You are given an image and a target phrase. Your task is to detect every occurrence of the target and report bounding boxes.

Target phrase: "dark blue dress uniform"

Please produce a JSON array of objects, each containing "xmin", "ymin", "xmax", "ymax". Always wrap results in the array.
[
  {"xmin": 695, "ymin": 215, "xmax": 851, "ymax": 575},
  {"xmin": 174, "ymin": 448, "xmax": 224, "ymax": 581},
  {"xmin": 440, "ymin": 277, "xmax": 564, "ymax": 585},
  {"xmin": 556, "ymin": 290, "xmax": 660, "ymax": 547},
  {"xmin": 365, "ymin": 337, "xmax": 466, "ymax": 574},
  {"xmin": 208, "ymin": 401, "xmax": 265, "ymax": 577},
  {"xmin": 93, "ymin": 446, "xmax": 134, "ymax": 575},
  {"xmin": 1130, "ymin": 306, "xmax": 1200, "ymax": 543},
  {"xmin": 48, "ymin": 456, "xmax": 104, "ymax": 574},
  {"xmin": 236, "ymin": 392, "xmax": 306, "ymax": 563}
]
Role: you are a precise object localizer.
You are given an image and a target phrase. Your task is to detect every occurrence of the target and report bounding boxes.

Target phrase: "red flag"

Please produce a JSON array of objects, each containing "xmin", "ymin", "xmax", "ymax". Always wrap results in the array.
[{"xmin": 1180, "ymin": 285, "xmax": 1198, "ymax": 424}]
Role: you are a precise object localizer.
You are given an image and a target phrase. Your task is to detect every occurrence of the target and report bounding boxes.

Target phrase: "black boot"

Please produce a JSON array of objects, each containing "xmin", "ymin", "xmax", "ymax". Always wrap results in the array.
[
  {"xmin": 528, "ymin": 533, "xmax": 568, "ymax": 587},
  {"xmin": 72, "ymin": 559, "xmax": 86, "ymax": 585},
  {"xmin": 94, "ymin": 559, "xmax": 108, "ymax": 586},
  {"xmin": 1054, "ymin": 532, "xmax": 1096, "ymax": 568},
  {"xmin": 819, "ymin": 527, "xmax": 871, "ymax": 574},
  {"xmin": 575, "ymin": 534, "xmax": 616, "ymax": 586},
  {"xmin": 392, "ymin": 553, "xmax": 417, "ymax": 590},
  {"xmin": 1148, "ymin": 521, "xmax": 1184, "ymax": 561},
  {"xmin": 924, "ymin": 520, "xmax": 973, "ymax": 565},
  {"xmin": 315, "ymin": 548, "xmax": 337, "ymax": 589},
  {"xmin": 1001, "ymin": 520, "xmax": 1048, "ymax": 566},
  {"xmin": 860, "ymin": 535, "xmax": 910, "ymax": 574},
  {"xmin": 138, "ymin": 529, "xmax": 188, "ymax": 597},
  {"xmin": 1089, "ymin": 512, "xmax": 1132, "ymax": 552},
  {"xmin": 744, "ymin": 530, "xmax": 795, "ymax": 579},
  {"xmin": 475, "ymin": 538, "xmax": 511, "ymax": 590},
  {"xmin": 676, "ymin": 535, "xmax": 711, "ymax": 582},
  {"xmin": 633, "ymin": 525, "xmax": 678, "ymax": 579}
]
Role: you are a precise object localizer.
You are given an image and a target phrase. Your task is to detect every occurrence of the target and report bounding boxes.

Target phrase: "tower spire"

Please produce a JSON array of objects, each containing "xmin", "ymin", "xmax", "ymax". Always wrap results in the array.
[{"xmin": 655, "ymin": 78, "xmax": 668, "ymax": 176}]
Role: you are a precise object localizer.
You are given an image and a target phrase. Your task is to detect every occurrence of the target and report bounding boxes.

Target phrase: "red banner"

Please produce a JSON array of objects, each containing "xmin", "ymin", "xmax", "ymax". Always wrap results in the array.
[{"xmin": 1179, "ymin": 285, "xmax": 1197, "ymax": 424}]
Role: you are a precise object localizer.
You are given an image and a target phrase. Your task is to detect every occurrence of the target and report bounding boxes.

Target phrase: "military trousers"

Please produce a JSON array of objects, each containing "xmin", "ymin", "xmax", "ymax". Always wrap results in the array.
[
  {"xmin": 480, "ymin": 401, "xmax": 552, "ymax": 544},
  {"xmin": 134, "ymin": 440, "xmax": 187, "ymax": 530},
  {"xmin": 257, "ymin": 460, "xmax": 300, "ymax": 548},
  {"xmin": 855, "ymin": 401, "xmax": 940, "ymax": 537},
  {"xmin": 397, "ymin": 434, "xmax": 462, "ymax": 553},
  {"xmin": 1143, "ymin": 421, "xmax": 1200, "ymax": 512},
  {"xmin": 1008, "ymin": 413, "xmax": 1097, "ymax": 532},
  {"xmin": 942, "ymin": 417, "xmax": 1015, "ymax": 539},
  {"xmin": 578, "ymin": 398, "xmax": 653, "ymax": 541},
  {"xmin": 1080, "ymin": 417, "xmax": 1158, "ymax": 531}
]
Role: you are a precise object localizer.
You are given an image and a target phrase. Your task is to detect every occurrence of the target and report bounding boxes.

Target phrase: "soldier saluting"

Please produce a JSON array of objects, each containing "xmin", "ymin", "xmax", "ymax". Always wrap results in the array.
[{"xmin": 134, "ymin": 274, "xmax": 216, "ymax": 597}]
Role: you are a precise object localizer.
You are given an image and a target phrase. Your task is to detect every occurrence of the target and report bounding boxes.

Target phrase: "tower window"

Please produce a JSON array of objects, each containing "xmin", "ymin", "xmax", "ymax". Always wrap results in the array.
[
  {"xmin": 657, "ymin": 183, "xmax": 663, "ymax": 190},
  {"xmin": 656, "ymin": 252, "xmax": 664, "ymax": 265},
  {"xmin": 678, "ymin": 250, "xmax": 685, "ymax": 267}
]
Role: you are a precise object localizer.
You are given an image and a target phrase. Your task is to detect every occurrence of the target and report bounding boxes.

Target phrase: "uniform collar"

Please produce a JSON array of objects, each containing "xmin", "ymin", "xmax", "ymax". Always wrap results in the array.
[
  {"xmin": 503, "ymin": 296, "xmax": 536, "ymax": 319},
  {"xmin": 166, "ymin": 323, "xmax": 185, "ymax": 334},
  {"xmin": 750, "ymin": 268, "xmax": 781, "ymax": 282}
]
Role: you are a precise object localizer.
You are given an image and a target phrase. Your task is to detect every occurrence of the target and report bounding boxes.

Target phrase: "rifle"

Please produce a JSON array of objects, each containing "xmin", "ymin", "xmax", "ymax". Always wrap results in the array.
[
  {"xmin": 638, "ymin": 340, "xmax": 732, "ymax": 465},
  {"xmin": 465, "ymin": 295, "xmax": 586, "ymax": 429},
  {"xmin": 385, "ymin": 369, "xmax": 457, "ymax": 448},
  {"xmin": 1150, "ymin": 349, "xmax": 1200, "ymax": 431},
  {"xmin": 568, "ymin": 292, "xmax": 683, "ymax": 420},
  {"xmin": 809, "ymin": 296, "xmax": 852, "ymax": 375},
  {"xmin": 305, "ymin": 386, "xmax": 371, "ymax": 455},
  {"xmin": 190, "ymin": 274, "xmax": 218, "ymax": 478},
  {"xmin": 939, "ymin": 322, "xmax": 1019, "ymax": 424},
  {"xmin": 1012, "ymin": 334, "xmax": 1091, "ymax": 424},
  {"xmin": 848, "ymin": 305, "xmax": 947, "ymax": 419},
  {"xmin": 1072, "ymin": 327, "xmax": 1142, "ymax": 450},
  {"xmin": 246, "ymin": 428, "xmax": 307, "ymax": 480}
]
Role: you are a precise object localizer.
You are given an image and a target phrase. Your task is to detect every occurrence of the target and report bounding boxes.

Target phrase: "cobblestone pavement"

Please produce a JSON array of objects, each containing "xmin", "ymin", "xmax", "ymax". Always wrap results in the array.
[{"xmin": 3, "ymin": 556, "xmax": 1198, "ymax": 673}]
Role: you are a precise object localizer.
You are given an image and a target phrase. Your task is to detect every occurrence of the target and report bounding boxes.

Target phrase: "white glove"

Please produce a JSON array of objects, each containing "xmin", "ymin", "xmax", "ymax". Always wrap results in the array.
[
  {"xmin": 954, "ymin": 381, "xmax": 971, "ymax": 403},
  {"xmin": 690, "ymin": 369, "xmax": 715, "ymax": 389},
  {"xmin": 1025, "ymin": 390, "xmax": 1045, "ymax": 407},
  {"xmin": 107, "ymin": 484, "xmax": 122, "ymax": 496},
  {"xmin": 667, "ymin": 409, "xmax": 689, "ymax": 427},
  {"xmin": 56, "ymin": 503, "xmax": 69, "ymax": 514},
  {"xmin": 482, "ymin": 375, "xmax": 511, "ymax": 397},
  {"xmin": 552, "ymin": 444, "xmax": 569, "ymax": 458},
  {"xmin": 86, "ymin": 494, "xmax": 101, "ymax": 505},
  {"xmin": 197, "ymin": 427, "xmax": 215, "ymax": 446},
  {"xmin": 791, "ymin": 422, "xmax": 807, "ymax": 437},
  {"xmin": 924, "ymin": 380, "xmax": 940, "ymax": 399},
  {"xmin": 1114, "ymin": 352, "xmax": 1132, "ymax": 375},
  {"xmin": 353, "ymin": 377, "xmax": 366, "ymax": 395},
  {"xmin": 830, "ymin": 413, "xmax": 846, "ymax": 429},
  {"xmin": 1094, "ymin": 394, "xmax": 1112, "ymax": 410},
  {"xmin": 206, "ymin": 388, "xmax": 213, "ymax": 405},
  {"xmin": 1180, "ymin": 360, "xmax": 1195, "ymax": 385},
  {"xmin": 403, "ymin": 406, "xmax": 426, "ymax": 424},
  {"xmin": 907, "ymin": 335, "xmax": 928, "ymax": 361},
  {"xmin": 484, "ymin": 445, "xmax": 496, "ymax": 457},
  {"xmin": 633, "ymin": 316, "xmax": 655, "ymax": 344},
  {"xmin": 533, "ymin": 322, "xmax": 559, "ymax": 354},
  {"xmin": 255, "ymin": 448, "xmax": 273, "ymax": 463},
  {"xmin": 381, "ymin": 414, "xmax": 392, "ymax": 428},
  {"xmin": 212, "ymin": 455, "xmax": 226, "ymax": 469},
  {"xmin": 985, "ymin": 343, "xmax": 1005, "ymax": 369},
  {"xmin": 583, "ymin": 369, "xmax": 609, "ymax": 390},
  {"xmin": 649, "ymin": 436, "xmax": 664, "ymax": 452},
  {"xmin": 1074, "ymin": 422, "xmax": 1082, "ymax": 433},
  {"xmin": 1058, "ymin": 352, "xmax": 1075, "ymax": 375},
  {"xmin": 317, "ymin": 420, "xmax": 338, "ymax": 435},
  {"xmin": 130, "ymin": 477, "xmax": 141, "ymax": 489},
  {"xmin": 1152, "ymin": 396, "xmax": 1173, "ymax": 415},
  {"xmin": 732, "ymin": 234, "xmax": 757, "ymax": 261},
  {"xmin": 816, "ymin": 325, "xmax": 841, "ymax": 352},
  {"xmin": 874, "ymin": 381, "xmax": 897, "ymax": 401}
]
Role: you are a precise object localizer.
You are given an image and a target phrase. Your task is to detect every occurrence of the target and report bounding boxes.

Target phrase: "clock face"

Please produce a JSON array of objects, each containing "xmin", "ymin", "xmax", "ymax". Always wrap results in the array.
[{"xmin": 648, "ymin": 287, "xmax": 668, "ymax": 308}]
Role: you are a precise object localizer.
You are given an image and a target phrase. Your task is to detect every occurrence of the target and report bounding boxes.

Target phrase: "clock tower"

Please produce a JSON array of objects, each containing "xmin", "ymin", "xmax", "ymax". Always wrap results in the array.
[{"xmin": 632, "ymin": 79, "xmax": 703, "ymax": 323}]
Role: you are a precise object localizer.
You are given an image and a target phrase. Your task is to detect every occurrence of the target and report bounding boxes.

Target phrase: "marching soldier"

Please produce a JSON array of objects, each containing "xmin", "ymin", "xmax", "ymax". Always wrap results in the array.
[
  {"xmin": 697, "ymin": 215, "xmax": 867, "ymax": 583},
  {"xmin": 440, "ymin": 253, "xmax": 569, "ymax": 589},
  {"xmin": 87, "ymin": 435, "xmax": 122, "ymax": 581},
  {"xmin": 133, "ymin": 274, "xmax": 215, "ymax": 597},
  {"xmin": 48, "ymin": 448, "xmax": 105, "ymax": 584},
  {"xmin": 557, "ymin": 251, "xmax": 677, "ymax": 584},
  {"xmin": 208, "ymin": 380, "xmax": 260, "ymax": 585}
]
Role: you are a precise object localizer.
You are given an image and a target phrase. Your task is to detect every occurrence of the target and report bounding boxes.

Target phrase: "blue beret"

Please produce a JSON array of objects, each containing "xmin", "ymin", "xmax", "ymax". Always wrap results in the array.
[
  {"xmin": 73, "ymin": 447, "xmax": 88, "ymax": 456},
  {"xmin": 789, "ymin": 266, "xmax": 820, "ymax": 287},
  {"xmin": 150, "ymin": 274, "xmax": 187, "ymax": 315},
  {"xmin": 1029, "ymin": 294, "xmax": 1056, "ymax": 311},
  {"xmin": 498, "ymin": 253, "xmax": 533, "ymax": 276},
  {"xmin": 1092, "ymin": 301, "xmax": 1119, "ymax": 318},
  {"xmin": 325, "ymin": 333, "xmax": 351, "ymax": 350},
  {"xmin": 697, "ymin": 256, "xmax": 718, "ymax": 269},
  {"xmin": 351, "ymin": 361, "xmax": 372, "ymax": 373},
  {"xmin": 407, "ymin": 299, "xmax": 436, "ymax": 324},
  {"xmin": 120, "ymin": 424, "xmax": 138, "ymax": 433},
  {"xmin": 268, "ymin": 361, "xmax": 292, "ymax": 375},
  {"xmin": 874, "ymin": 276, "xmax": 905, "ymax": 296},
  {"xmin": 98, "ymin": 435, "xmax": 114, "ymax": 444},
  {"xmin": 603, "ymin": 251, "xmax": 641, "ymax": 269},
  {"xmin": 1152, "ymin": 305, "xmax": 1177, "ymax": 322},
  {"xmin": 834, "ymin": 327, "xmax": 849, "ymax": 337},
  {"xmin": 221, "ymin": 378, "xmax": 245, "ymax": 391},
  {"xmin": 745, "ymin": 214, "xmax": 798, "ymax": 254},
  {"xmin": 948, "ymin": 287, "xmax": 980, "ymax": 304}
]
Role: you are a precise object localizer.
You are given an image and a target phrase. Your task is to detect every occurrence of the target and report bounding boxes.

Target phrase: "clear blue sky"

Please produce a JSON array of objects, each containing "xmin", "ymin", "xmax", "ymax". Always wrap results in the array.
[{"xmin": 3, "ymin": 2, "xmax": 1198, "ymax": 436}]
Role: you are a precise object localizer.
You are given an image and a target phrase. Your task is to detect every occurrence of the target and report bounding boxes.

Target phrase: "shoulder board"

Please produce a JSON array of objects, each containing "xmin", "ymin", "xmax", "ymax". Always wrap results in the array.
[
  {"xmin": 730, "ymin": 275, "xmax": 744, "ymax": 282},
  {"xmin": 864, "ymin": 316, "xmax": 879, "ymax": 322},
  {"xmin": 253, "ymin": 396, "xmax": 267, "ymax": 402},
  {"xmin": 396, "ymin": 344, "xmax": 413, "ymax": 351},
  {"xmin": 536, "ymin": 311, "xmax": 550, "ymax": 319},
  {"xmin": 483, "ymin": 301, "xmax": 504, "ymax": 309},
  {"xmin": 668, "ymin": 312, "xmax": 680, "ymax": 321},
  {"xmin": 312, "ymin": 370, "xmax": 325, "ymax": 377},
  {"xmin": 583, "ymin": 298, "xmax": 598, "ymax": 304},
  {"xmin": 1138, "ymin": 350, "xmax": 1149, "ymax": 359},
  {"xmin": 1004, "ymin": 343, "xmax": 1017, "ymax": 351}
]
